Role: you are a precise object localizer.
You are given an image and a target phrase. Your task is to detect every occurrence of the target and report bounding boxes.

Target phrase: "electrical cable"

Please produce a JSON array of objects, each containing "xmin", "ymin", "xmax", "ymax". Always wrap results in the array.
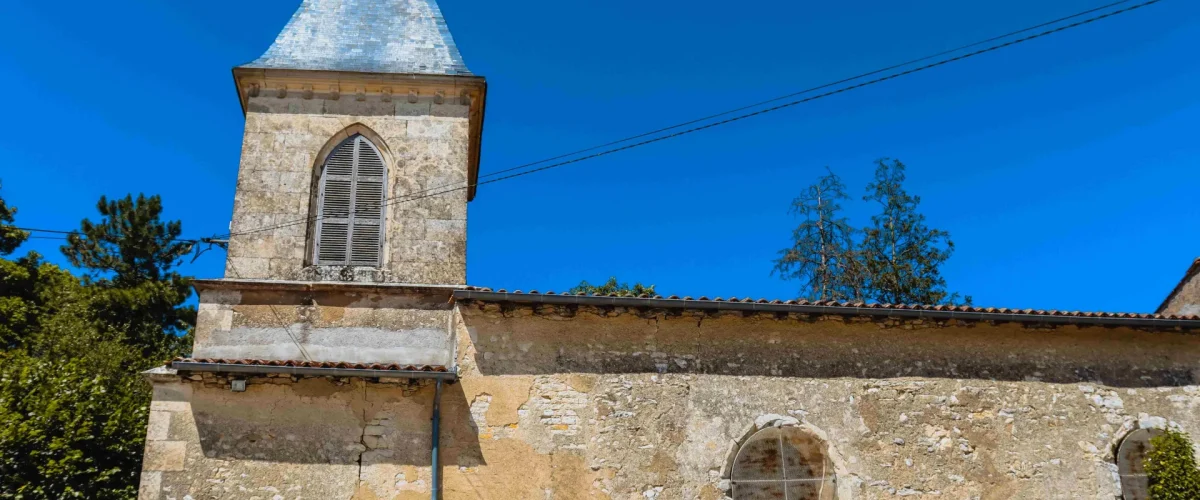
[
  {"xmin": 220, "ymin": 0, "xmax": 1160, "ymax": 240},
  {"xmin": 8, "ymin": 0, "xmax": 1161, "ymax": 245},
  {"xmin": 12, "ymin": 226, "xmax": 201, "ymax": 243}
]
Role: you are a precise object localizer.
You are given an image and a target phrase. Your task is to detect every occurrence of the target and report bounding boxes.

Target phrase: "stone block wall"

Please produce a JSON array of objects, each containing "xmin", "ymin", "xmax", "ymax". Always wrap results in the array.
[
  {"xmin": 1160, "ymin": 258, "xmax": 1200, "ymax": 317},
  {"xmin": 225, "ymin": 92, "xmax": 470, "ymax": 285},
  {"xmin": 138, "ymin": 372, "xmax": 443, "ymax": 500},
  {"xmin": 141, "ymin": 307, "xmax": 1200, "ymax": 499},
  {"xmin": 192, "ymin": 282, "xmax": 457, "ymax": 366}
]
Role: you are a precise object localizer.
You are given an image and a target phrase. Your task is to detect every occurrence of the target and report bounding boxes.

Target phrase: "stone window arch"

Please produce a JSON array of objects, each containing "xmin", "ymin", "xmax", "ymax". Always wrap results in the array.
[
  {"xmin": 729, "ymin": 423, "xmax": 837, "ymax": 499},
  {"xmin": 311, "ymin": 132, "xmax": 387, "ymax": 267},
  {"xmin": 1116, "ymin": 427, "xmax": 1164, "ymax": 500}
]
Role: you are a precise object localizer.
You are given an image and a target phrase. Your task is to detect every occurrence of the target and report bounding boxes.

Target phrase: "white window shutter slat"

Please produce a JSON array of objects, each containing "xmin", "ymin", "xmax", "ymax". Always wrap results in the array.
[
  {"xmin": 321, "ymin": 179, "xmax": 353, "ymax": 218},
  {"xmin": 356, "ymin": 139, "xmax": 386, "ymax": 177},
  {"xmin": 353, "ymin": 180, "xmax": 384, "ymax": 218},
  {"xmin": 314, "ymin": 134, "xmax": 387, "ymax": 267},
  {"xmin": 317, "ymin": 222, "xmax": 349, "ymax": 263},
  {"xmin": 325, "ymin": 144, "xmax": 355, "ymax": 176},
  {"xmin": 350, "ymin": 224, "xmax": 381, "ymax": 266}
]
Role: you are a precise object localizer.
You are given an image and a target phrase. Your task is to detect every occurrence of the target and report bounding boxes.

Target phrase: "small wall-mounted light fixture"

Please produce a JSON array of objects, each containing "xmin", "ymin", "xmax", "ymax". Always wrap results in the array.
[{"xmin": 231, "ymin": 379, "xmax": 247, "ymax": 392}]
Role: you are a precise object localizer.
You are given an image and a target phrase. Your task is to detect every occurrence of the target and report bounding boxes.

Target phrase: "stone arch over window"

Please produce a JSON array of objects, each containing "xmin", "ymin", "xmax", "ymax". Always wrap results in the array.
[
  {"xmin": 1116, "ymin": 427, "xmax": 1165, "ymax": 500},
  {"xmin": 722, "ymin": 416, "xmax": 841, "ymax": 500},
  {"xmin": 308, "ymin": 126, "xmax": 390, "ymax": 267}
]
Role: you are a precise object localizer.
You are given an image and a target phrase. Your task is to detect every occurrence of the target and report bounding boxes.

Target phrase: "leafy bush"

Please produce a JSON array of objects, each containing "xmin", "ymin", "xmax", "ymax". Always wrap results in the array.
[
  {"xmin": 568, "ymin": 276, "xmax": 657, "ymax": 297},
  {"xmin": 1145, "ymin": 429, "xmax": 1200, "ymax": 500},
  {"xmin": 0, "ymin": 348, "xmax": 150, "ymax": 499},
  {"xmin": 0, "ymin": 187, "xmax": 193, "ymax": 499}
]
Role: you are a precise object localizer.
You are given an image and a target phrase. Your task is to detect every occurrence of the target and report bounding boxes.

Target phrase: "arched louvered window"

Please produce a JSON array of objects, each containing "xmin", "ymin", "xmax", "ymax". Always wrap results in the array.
[
  {"xmin": 732, "ymin": 426, "xmax": 836, "ymax": 500},
  {"xmin": 314, "ymin": 134, "xmax": 386, "ymax": 266},
  {"xmin": 1117, "ymin": 428, "xmax": 1164, "ymax": 500}
]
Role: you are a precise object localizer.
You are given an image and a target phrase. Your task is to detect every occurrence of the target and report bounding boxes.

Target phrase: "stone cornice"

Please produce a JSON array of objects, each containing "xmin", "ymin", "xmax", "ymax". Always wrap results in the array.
[
  {"xmin": 231, "ymin": 67, "xmax": 487, "ymax": 200},
  {"xmin": 193, "ymin": 277, "xmax": 472, "ymax": 296}
]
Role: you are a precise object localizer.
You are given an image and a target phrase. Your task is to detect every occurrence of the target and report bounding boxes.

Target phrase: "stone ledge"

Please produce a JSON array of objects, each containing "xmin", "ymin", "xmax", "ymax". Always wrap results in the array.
[
  {"xmin": 193, "ymin": 277, "xmax": 473, "ymax": 295},
  {"xmin": 141, "ymin": 365, "xmax": 180, "ymax": 384}
]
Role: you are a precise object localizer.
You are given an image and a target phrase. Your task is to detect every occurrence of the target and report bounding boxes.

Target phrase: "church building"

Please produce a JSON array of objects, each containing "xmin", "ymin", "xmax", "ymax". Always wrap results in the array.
[{"xmin": 138, "ymin": 1, "xmax": 1200, "ymax": 498}]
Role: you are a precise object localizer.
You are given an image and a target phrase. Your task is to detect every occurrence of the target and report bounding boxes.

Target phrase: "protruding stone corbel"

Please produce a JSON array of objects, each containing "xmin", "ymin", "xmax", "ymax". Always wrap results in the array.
[
  {"xmin": 381, "ymin": 87, "xmax": 392, "ymax": 102},
  {"xmin": 276, "ymin": 86, "xmax": 288, "ymax": 98},
  {"xmin": 433, "ymin": 90, "xmax": 445, "ymax": 105},
  {"xmin": 355, "ymin": 87, "xmax": 366, "ymax": 102},
  {"xmin": 329, "ymin": 84, "xmax": 340, "ymax": 101},
  {"xmin": 246, "ymin": 84, "xmax": 261, "ymax": 98},
  {"xmin": 459, "ymin": 90, "xmax": 472, "ymax": 106},
  {"xmin": 408, "ymin": 89, "xmax": 419, "ymax": 103},
  {"xmin": 302, "ymin": 85, "xmax": 313, "ymax": 100}
]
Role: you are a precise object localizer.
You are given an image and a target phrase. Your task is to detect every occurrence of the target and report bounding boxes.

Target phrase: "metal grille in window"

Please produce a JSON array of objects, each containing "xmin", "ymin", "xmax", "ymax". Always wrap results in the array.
[
  {"xmin": 732, "ymin": 427, "xmax": 836, "ymax": 500},
  {"xmin": 314, "ymin": 134, "xmax": 386, "ymax": 266},
  {"xmin": 1117, "ymin": 428, "xmax": 1164, "ymax": 500}
]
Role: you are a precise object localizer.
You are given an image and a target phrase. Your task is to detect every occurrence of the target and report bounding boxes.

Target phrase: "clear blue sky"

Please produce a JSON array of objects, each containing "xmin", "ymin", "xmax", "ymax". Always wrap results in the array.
[{"xmin": 1, "ymin": 0, "xmax": 1197, "ymax": 313}]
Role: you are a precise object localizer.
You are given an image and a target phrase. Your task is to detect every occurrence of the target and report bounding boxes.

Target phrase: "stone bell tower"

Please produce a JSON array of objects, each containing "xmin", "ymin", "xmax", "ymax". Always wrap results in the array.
[
  {"xmin": 138, "ymin": 1, "xmax": 484, "ymax": 497},
  {"xmin": 226, "ymin": 0, "xmax": 486, "ymax": 285}
]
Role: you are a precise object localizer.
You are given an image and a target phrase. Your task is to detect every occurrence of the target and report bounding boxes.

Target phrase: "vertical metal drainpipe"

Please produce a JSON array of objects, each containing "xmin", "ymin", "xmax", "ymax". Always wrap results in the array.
[{"xmin": 431, "ymin": 379, "xmax": 442, "ymax": 500}]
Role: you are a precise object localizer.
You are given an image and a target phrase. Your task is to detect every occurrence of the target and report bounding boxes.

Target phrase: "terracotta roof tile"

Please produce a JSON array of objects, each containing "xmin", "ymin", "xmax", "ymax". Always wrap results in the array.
[{"xmin": 455, "ymin": 289, "xmax": 1200, "ymax": 322}]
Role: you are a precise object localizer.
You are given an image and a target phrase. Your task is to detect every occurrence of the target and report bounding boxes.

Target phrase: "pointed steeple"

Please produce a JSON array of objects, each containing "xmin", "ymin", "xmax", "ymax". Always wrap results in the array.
[{"xmin": 243, "ymin": 0, "xmax": 472, "ymax": 76}]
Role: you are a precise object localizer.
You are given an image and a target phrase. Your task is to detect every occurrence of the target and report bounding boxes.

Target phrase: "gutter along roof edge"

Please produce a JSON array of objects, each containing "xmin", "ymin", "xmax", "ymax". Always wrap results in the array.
[{"xmin": 453, "ymin": 290, "xmax": 1200, "ymax": 330}]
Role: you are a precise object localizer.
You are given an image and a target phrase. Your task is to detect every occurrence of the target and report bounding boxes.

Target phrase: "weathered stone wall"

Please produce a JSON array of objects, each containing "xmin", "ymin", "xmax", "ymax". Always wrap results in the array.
[
  {"xmin": 142, "ymin": 307, "xmax": 1200, "ymax": 499},
  {"xmin": 225, "ymin": 92, "xmax": 470, "ymax": 285},
  {"xmin": 139, "ymin": 371, "xmax": 447, "ymax": 500},
  {"xmin": 1160, "ymin": 259, "xmax": 1200, "ymax": 317},
  {"xmin": 192, "ymin": 283, "xmax": 457, "ymax": 366}
]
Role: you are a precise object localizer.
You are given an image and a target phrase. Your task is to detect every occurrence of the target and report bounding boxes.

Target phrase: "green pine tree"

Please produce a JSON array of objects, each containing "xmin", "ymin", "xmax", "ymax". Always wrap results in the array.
[
  {"xmin": 62, "ymin": 194, "xmax": 196, "ymax": 358},
  {"xmin": 860, "ymin": 159, "xmax": 969, "ymax": 305},
  {"xmin": 773, "ymin": 168, "xmax": 865, "ymax": 301},
  {"xmin": 0, "ymin": 190, "xmax": 189, "ymax": 499},
  {"xmin": 0, "ymin": 181, "xmax": 27, "ymax": 255}
]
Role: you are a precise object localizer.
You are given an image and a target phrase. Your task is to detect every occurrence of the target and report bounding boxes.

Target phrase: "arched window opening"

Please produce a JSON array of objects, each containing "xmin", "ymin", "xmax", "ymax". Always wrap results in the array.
[
  {"xmin": 1117, "ymin": 428, "xmax": 1164, "ymax": 500},
  {"xmin": 732, "ymin": 426, "xmax": 836, "ymax": 500},
  {"xmin": 314, "ymin": 134, "xmax": 386, "ymax": 267}
]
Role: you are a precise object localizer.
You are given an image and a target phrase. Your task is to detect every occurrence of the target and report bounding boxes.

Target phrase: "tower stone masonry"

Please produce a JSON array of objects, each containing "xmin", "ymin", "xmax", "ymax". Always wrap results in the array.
[{"xmin": 136, "ymin": 1, "xmax": 1200, "ymax": 499}]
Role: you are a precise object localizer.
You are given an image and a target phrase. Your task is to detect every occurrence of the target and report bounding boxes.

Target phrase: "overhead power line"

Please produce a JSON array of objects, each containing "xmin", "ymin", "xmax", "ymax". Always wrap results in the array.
[
  {"xmin": 13, "ymin": 226, "xmax": 202, "ymax": 244},
  {"xmin": 12, "ymin": 227, "xmax": 79, "ymax": 235},
  {"xmin": 220, "ymin": 0, "xmax": 1160, "ymax": 241},
  {"xmin": 467, "ymin": 0, "xmax": 1138, "ymax": 182}
]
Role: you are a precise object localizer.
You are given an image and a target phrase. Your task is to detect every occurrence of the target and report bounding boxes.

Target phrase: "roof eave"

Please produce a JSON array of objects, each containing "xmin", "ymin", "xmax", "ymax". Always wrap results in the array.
[
  {"xmin": 453, "ymin": 290, "xmax": 1200, "ymax": 331},
  {"xmin": 1155, "ymin": 257, "xmax": 1200, "ymax": 314},
  {"xmin": 172, "ymin": 360, "xmax": 459, "ymax": 381}
]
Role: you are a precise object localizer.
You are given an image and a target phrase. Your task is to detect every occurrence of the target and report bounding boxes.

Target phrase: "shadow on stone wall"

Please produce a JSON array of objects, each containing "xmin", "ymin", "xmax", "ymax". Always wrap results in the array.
[
  {"xmin": 462, "ymin": 311, "xmax": 1199, "ymax": 388},
  {"xmin": 188, "ymin": 378, "xmax": 484, "ymax": 467}
]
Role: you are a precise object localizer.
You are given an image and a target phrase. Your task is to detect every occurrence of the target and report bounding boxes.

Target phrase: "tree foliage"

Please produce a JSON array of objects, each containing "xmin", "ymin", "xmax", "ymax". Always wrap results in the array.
[
  {"xmin": 772, "ymin": 168, "xmax": 864, "ymax": 301},
  {"xmin": 0, "ymin": 181, "xmax": 27, "ymax": 256},
  {"xmin": 1145, "ymin": 429, "xmax": 1200, "ymax": 499},
  {"xmin": 62, "ymin": 194, "xmax": 195, "ymax": 358},
  {"xmin": 568, "ymin": 277, "xmax": 658, "ymax": 297},
  {"xmin": 860, "ymin": 159, "xmax": 966, "ymax": 305},
  {"xmin": 0, "ymin": 331, "xmax": 151, "ymax": 499},
  {"xmin": 775, "ymin": 159, "xmax": 968, "ymax": 305},
  {"xmin": 0, "ymin": 187, "xmax": 193, "ymax": 499}
]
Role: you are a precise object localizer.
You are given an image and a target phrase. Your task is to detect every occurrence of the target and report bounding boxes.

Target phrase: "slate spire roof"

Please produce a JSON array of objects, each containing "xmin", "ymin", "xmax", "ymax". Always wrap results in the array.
[{"xmin": 242, "ymin": 0, "xmax": 472, "ymax": 76}]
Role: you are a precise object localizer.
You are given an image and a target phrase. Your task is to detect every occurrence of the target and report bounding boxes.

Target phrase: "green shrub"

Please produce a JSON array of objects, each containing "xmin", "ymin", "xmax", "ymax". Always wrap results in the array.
[{"xmin": 1145, "ymin": 429, "xmax": 1200, "ymax": 500}]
